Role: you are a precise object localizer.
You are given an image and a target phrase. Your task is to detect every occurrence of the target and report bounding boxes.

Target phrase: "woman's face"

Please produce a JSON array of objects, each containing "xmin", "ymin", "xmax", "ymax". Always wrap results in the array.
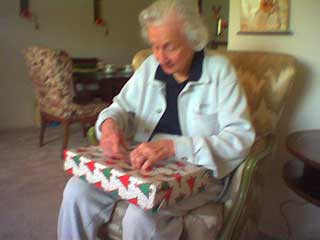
[{"xmin": 147, "ymin": 16, "xmax": 194, "ymax": 79}]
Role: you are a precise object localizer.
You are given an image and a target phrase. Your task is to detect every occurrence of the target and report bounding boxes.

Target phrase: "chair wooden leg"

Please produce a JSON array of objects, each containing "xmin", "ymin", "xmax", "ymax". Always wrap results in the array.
[
  {"xmin": 39, "ymin": 114, "xmax": 46, "ymax": 147},
  {"xmin": 62, "ymin": 122, "xmax": 70, "ymax": 158}
]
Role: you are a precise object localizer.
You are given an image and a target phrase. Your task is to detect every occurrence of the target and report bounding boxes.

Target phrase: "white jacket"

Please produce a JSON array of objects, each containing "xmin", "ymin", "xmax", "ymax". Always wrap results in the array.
[{"xmin": 96, "ymin": 52, "xmax": 255, "ymax": 179}]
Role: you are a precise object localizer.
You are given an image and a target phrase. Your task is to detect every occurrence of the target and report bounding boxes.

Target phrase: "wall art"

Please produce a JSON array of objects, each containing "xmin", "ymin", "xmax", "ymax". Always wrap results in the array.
[{"xmin": 239, "ymin": 0, "xmax": 291, "ymax": 34}]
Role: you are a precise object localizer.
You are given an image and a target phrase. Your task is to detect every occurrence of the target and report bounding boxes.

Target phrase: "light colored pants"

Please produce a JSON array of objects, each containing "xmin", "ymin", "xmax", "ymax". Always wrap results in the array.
[{"xmin": 57, "ymin": 176, "xmax": 224, "ymax": 240}]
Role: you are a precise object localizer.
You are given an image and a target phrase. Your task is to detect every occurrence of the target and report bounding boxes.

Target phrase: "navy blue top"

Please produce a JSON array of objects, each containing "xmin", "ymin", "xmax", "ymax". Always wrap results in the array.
[{"xmin": 153, "ymin": 50, "xmax": 204, "ymax": 135}]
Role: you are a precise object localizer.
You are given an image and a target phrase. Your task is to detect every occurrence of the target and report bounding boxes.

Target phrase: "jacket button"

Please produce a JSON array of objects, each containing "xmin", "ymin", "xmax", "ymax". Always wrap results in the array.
[{"xmin": 156, "ymin": 108, "xmax": 162, "ymax": 114}]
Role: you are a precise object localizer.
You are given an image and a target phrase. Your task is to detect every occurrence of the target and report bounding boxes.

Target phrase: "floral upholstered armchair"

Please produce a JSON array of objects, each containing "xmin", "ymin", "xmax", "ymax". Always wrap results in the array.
[
  {"xmin": 23, "ymin": 46, "xmax": 108, "ymax": 157},
  {"xmin": 87, "ymin": 49, "xmax": 296, "ymax": 240}
]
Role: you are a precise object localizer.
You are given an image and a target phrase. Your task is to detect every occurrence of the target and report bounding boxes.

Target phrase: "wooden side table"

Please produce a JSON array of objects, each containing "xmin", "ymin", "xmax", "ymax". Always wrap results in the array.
[
  {"xmin": 283, "ymin": 130, "xmax": 320, "ymax": 207},
  {"xmin": 99, "ymin": 74, "xmax": 131, "ymax": 103},
  {"xmin": 73, "ymin": 71, "xmax": 131, "ymax": 104}
]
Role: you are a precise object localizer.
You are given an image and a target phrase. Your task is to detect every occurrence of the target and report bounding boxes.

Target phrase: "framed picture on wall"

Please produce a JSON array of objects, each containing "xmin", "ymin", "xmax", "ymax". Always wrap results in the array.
[{"xmin": 239, "ymin": 0, "xmax": 291, "ymax": 34}]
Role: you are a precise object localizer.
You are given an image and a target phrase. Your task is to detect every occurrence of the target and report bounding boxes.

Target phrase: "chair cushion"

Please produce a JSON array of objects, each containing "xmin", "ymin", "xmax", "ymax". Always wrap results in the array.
[
  {"xmin": 211, "ymin": 50, "xmax": 296, "ymax": 138},
  {"xmin": 131, "ymin": 49, "xmax": 296, "ymax": 138},
  {"xmin": 182, "ymin": 202, "xmax": 224, "ymax": 239},
  {"xmin": 60, "ymin": 101, "xmax": 107, "ymax": 119},
  {"xmin": 99, "ymin": 200, "xmax": 223, "ymax": 240}
]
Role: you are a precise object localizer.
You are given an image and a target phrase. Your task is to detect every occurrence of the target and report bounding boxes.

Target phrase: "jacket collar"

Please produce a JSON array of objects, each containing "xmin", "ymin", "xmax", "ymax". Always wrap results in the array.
[{"xmin": 155, "ymin": 50, "xmax": 204, "ymax": 83}]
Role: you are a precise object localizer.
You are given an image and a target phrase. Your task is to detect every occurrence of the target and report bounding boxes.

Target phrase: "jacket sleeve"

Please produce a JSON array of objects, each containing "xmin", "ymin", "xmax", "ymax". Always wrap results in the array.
[
  {"xmin": 170, "ymin": 59, "xmax": 255, "ymax": 179},
  {"xmin": 95, "ymin": 66, "xmax": 145, "ymax": 141}
]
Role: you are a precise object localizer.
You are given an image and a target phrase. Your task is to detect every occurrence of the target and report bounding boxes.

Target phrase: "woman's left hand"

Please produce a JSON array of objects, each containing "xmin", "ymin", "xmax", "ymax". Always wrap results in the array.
[{"xmin": 130, "ymin": 139, "xmax": 175, "ymax": 170}]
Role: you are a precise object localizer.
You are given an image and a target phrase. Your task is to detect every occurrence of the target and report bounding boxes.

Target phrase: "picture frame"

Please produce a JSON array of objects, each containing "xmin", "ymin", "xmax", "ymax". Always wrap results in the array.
[{"xmin": 238, "ymin": 0, "xmax": 292, "ymax": 35}]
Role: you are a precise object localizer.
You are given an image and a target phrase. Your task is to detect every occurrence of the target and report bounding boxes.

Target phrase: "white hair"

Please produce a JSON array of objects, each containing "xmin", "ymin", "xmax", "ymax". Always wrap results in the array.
[{"xmin": 139, "ymin": 0, "xmax": 209, "ymax": 51}]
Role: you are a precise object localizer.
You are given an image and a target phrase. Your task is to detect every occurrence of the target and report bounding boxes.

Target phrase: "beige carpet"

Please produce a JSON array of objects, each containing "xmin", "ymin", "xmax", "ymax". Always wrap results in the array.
[{"xmin": 0, "ymin": 125, "xmax": 88, "ymax": 240}]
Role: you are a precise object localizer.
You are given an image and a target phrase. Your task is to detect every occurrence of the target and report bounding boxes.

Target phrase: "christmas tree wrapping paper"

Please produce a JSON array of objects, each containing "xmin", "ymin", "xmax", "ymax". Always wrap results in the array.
[{"xmin": 64, "ymin": 146, "xmax": 212, "ymax": 212}]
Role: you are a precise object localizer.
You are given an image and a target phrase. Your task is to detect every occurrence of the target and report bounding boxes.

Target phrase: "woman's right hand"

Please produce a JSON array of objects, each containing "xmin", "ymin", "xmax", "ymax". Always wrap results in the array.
[{"xmin": 100, "ymin": 118, "xmax": 129, "ymax": 160}]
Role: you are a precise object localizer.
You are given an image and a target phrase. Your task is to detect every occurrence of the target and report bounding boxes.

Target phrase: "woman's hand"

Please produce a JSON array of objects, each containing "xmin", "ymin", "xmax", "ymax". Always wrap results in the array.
[
  {"xmin": 130, "ymin": 139, "xmax": 175, "ymax": 170},
  {"xmin": 100, "ymin": 118, "xmax": 129, "ymax": 160}
]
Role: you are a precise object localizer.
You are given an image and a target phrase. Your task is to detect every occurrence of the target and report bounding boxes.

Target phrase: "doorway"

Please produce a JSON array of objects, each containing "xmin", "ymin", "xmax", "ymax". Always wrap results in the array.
[{"xmin": 200, "ymin": 0, "xmax": 229, "ymax": 50}]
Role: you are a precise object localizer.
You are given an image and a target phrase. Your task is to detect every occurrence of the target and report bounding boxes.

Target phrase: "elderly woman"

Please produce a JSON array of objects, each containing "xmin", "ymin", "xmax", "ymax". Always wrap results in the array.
[{"xmin": 58, "ymin": 0, "xmax": 255, "ymax": 239}]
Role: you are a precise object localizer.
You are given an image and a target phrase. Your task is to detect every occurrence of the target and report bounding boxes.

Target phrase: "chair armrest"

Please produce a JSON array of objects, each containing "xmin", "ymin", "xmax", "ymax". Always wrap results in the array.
[{"xmin": 218, "ymin": 134, "xmax": 275, "ymax": 240}]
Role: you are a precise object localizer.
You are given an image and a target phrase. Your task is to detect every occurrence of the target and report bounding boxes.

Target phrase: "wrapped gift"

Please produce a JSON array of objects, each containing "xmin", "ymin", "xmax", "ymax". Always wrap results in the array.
[{"xmin": 64, "ymin": 146, "xmax": 212, "ymax": 212}]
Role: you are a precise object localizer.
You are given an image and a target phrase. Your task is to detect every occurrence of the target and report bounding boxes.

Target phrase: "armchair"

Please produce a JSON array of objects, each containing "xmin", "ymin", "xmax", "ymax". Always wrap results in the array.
[
  {"xmin": 23, "ymin": 46, "xmax": 108, "ymax": 158},
  {"xmin": 89, "ymin": 49, "xmax": 296, "ymax": 239}
]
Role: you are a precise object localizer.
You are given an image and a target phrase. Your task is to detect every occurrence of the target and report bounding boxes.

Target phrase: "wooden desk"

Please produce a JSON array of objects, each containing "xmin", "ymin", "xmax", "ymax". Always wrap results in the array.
[
  {"xmin": 283, "ymin": 130, "xmax": 320, "ymax": 207},
  {"xmin": 73, "ymin": 71, "xmax": 132, "ymax": 104}
]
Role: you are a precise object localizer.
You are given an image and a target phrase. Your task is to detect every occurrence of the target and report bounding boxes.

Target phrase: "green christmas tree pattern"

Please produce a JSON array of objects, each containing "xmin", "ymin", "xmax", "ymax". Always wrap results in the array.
[
  {"xmin": 72, "ymin": 155, "xmax": 81, "ymax": 166},
  {"xmin": 137, "ymin": 183, "xmax": 152, "ymax": 198},
  {"xmin": 102, "ymin": 168, "xmax": 113, "ymax": 180}
]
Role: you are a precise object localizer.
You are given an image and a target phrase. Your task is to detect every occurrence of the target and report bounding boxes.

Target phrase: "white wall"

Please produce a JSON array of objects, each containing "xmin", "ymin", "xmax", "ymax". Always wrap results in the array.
[
  {"xmin": 0, "ymin": 0, "xmax": 150, "ymax": 128},
  {"xmin": 229, "ymin": 0, "xmax": 320, "ymax": 239}
]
